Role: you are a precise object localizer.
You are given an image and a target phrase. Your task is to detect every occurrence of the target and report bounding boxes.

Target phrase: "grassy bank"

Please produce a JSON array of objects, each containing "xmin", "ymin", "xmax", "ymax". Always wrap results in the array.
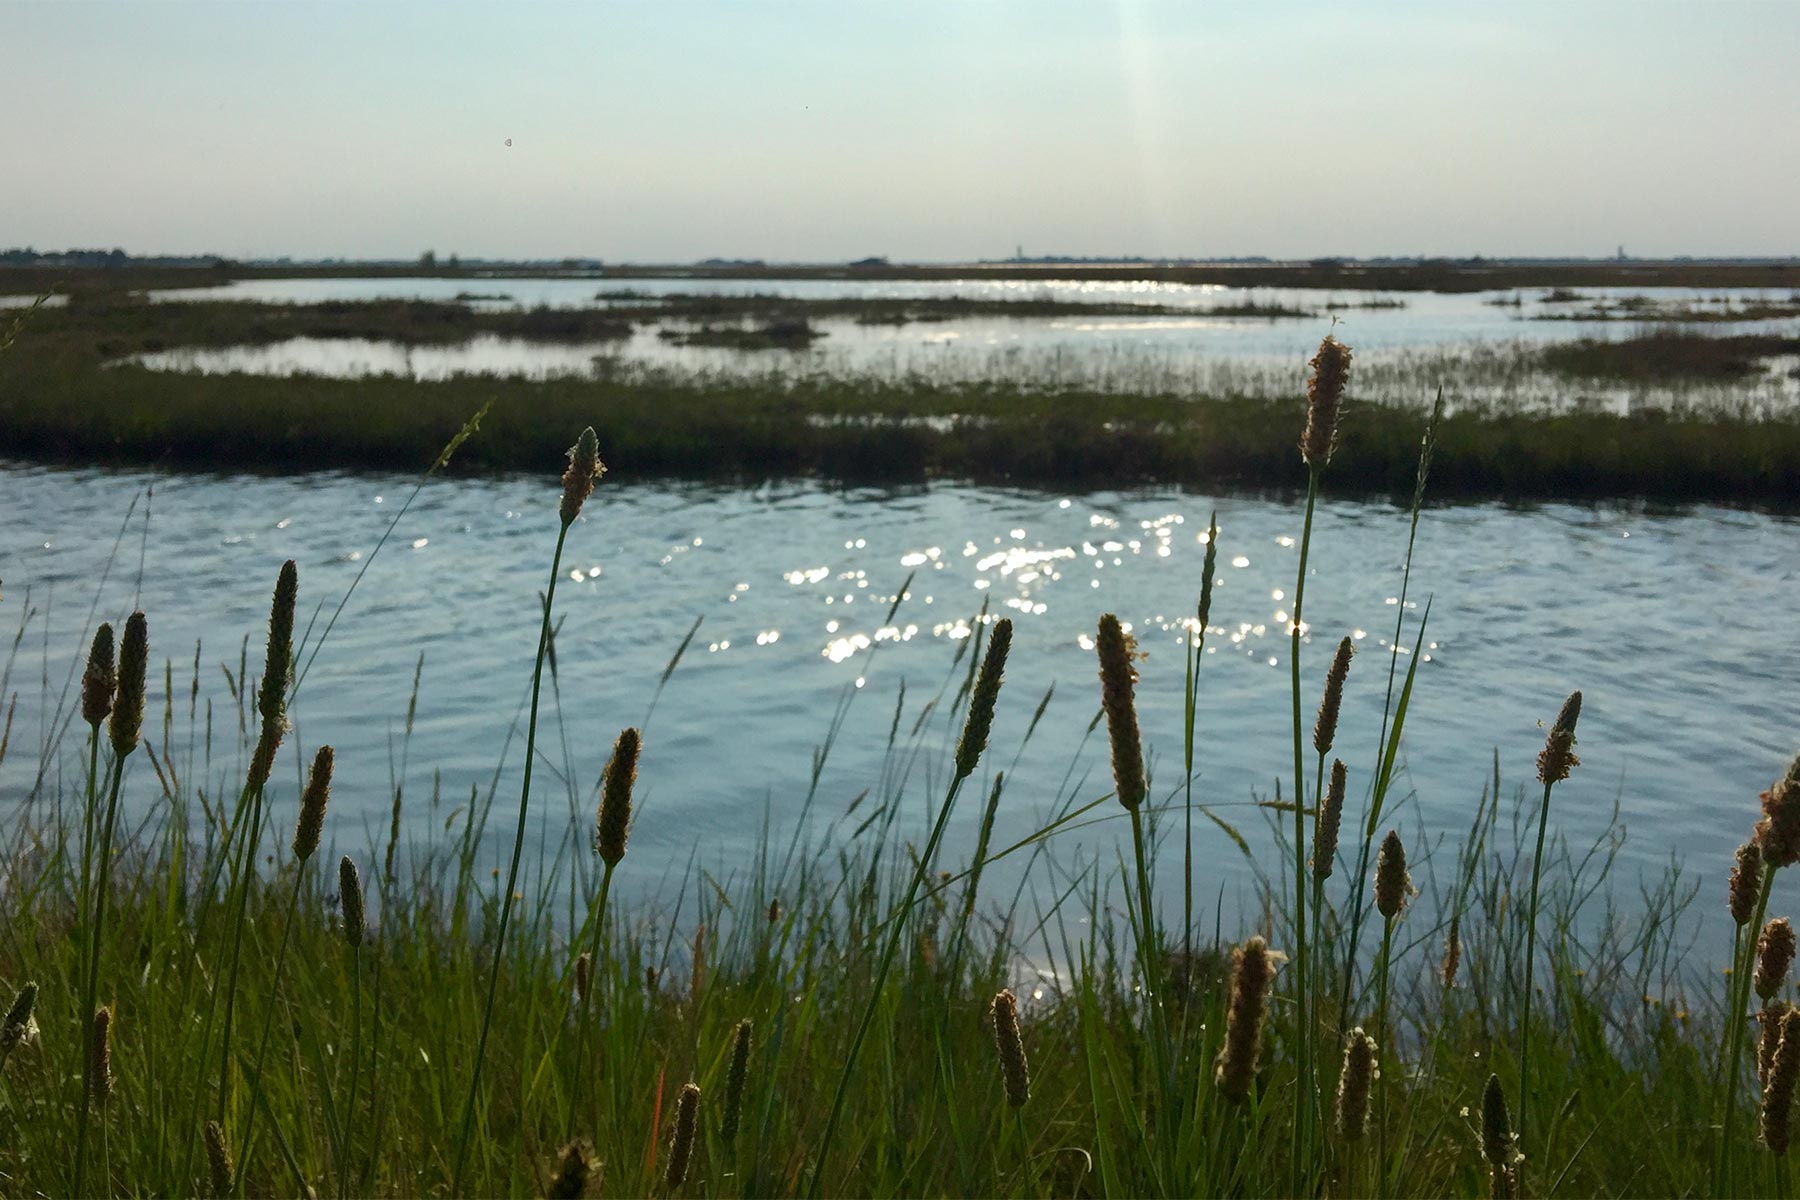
[{"xmin": 2, "ymin": 361, "xmax": 1794, "ymax": 1199}]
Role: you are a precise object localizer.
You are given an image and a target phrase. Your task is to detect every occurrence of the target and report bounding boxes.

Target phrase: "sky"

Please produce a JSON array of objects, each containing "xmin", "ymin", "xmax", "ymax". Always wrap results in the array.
[{"xmin": 4, "ymin": 1, "xmax": 1798, "ymax": 263}]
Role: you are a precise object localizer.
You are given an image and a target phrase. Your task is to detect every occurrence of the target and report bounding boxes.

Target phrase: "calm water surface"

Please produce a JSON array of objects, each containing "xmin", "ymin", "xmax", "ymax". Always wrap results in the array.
[{"xmin": 3, "ymin": 462, "xmax": 1795, "ymax": 934}]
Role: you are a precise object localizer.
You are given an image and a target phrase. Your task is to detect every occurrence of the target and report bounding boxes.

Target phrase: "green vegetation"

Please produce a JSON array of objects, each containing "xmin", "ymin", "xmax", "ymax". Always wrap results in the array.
[
  {"xmin": 3, "ymin": 351, "xmax": 1795, "ymax": 1199},
  {"xmin": 1541, "ymin": 330, "xmax": 1800, "ymax": 382}
]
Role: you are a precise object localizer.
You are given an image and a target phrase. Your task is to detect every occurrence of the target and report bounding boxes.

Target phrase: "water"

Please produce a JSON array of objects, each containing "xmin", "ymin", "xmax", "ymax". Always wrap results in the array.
[
  {"xmin": 3, "ymin": 460, "xmax": 1795, "ymax": 934},
  {"xmin": 126, "ymin": 276, "xmax": 1800, "ymax": 415}
]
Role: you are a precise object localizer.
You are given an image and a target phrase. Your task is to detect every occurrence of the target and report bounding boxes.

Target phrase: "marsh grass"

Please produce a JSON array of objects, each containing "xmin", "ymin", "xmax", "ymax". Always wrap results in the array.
[{"xmin": 0, "ymin": 335, "xmax": 1795, "ymax": 1199}]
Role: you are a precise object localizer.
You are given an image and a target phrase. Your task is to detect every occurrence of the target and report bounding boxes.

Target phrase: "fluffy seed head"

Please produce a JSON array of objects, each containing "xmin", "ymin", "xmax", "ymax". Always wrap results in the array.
[
  {"xmin": 89, "ymin": 1004, "xmax": 114, "ymax": 1104},
  {"xmin": 1313, "ymin": 759, "xmax": 1347, "ymax": 880},
  {"xmin": 954, "ymin": 618, "xmax": 1013, "ymax": 781},
  {"xmin": 1215, "ymin": 935, "xmax": 1278, "ymax": 1102},
  {"xmin": 560, "ymin": 427, "xmax": 604, "ymax": 525},
  {"xmin": 1734, "ymin": 840, "xmax": 1766, "ymax": 926},
  {"xmin": 1335, "ymin": 1027, "xmax": 1378, "ymax": 1141},
  {"xmin": 1759, "ymin": 918, "xmax": 1797, "ymax": 1001},
  {"xmin": 1536, "ymin": 690, "xmax": 1582, "ymax": 786},
  {"xmin": 1301, "ymin": 334, "xmax": 1353, "ymax": 467},
  {"xmin": 1442, "ymin": 913, "xmax": 1463, "ymax": 989},
  {"xmin": 204, "ymin": 1120, "xmax": 234, "ymax": 1197},
  {"xmin": 339, "ymin": 856, "xmax": 365, "ymax": 947},
  {"xmin": 1764, "ymin": 1009, "xmax": 1800, "ymax": 1154},
  {"xmin": 292, "ymin": 745, "xmax": 334, "ymax": 862},
  {"xmin": 1095, "ymin": 613, "xmax": 1145, "ymax": 809},
  {"xmin": 547, "ymin": 1138, "xmax": 596, "ymax": 1199},
  {"xmin": 991, "ymin": 989, "xmax": 1030, "ymax": 1108},
  {"xmin": 1764, "ymin": 1003, "xmax": 1792, "ymax": 1089},
  {"xmin": 109, "ymin": 611, "xmax": 148, "ymax": 758},
  {"xmin": 1758, "ymin": 756, "xmax": 1800, "ymax": 869},
  {"xmin": 1375, "ymin": 829, "xmax": 1411, "ymax": 920},
  {"xmin": 596, "ymin": 728, "xmax": 641, "ymax": 866},
  {"xmin": 81, "ymin": 623, "xmax": 116, "ymax": 728},
  {"xmin": 1313, "ymin": 636, "xmax": 1355, "ymax": 755},
  {"xmin": 721, "ymin": 1018, "xmax": 753, "ymax": 1143},
  {"xmin": 257, "ymin": 561, "xmax": 298, "ymax": 727},
  {"xmin": 664, "ymin": 1081, "xmax": 701, "ymax": 1189},
  {"xmin": 1481, "ymin": 1072, "xmax": 1516, "ymax": 1168},
  {"xmin": 1, "ymin": 980, "xmax": 39, "ymax": 1051}
]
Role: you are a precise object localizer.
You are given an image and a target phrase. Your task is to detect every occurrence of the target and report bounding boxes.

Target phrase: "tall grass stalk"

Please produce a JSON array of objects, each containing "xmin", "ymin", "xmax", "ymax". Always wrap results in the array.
[
  {"xmin": 1183, "ymin": 512, "xmax": 1218, "ymax": 968},
  {"xmin": 449, "ymin": 427, "xmax": 599, "ymax": 1192}
]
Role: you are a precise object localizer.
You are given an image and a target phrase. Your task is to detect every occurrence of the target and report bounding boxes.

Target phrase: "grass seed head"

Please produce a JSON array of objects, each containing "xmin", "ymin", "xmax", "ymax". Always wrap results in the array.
[
  {"xmin": 0, "ymin": 980, "xmax": 38, "ymax": 1051},
  {"xmin": 1758, "ymin": 917, "xmax": 1797, "ymax": 1001},
  {"xmin": 256, "ymin": 560, "xmax": 298, "ymax": 727},
  {"xmin": 560, "ymin": 426, "xmax": 604, "ymax": 526},
  {"xmin": 596, "ymin": 727, "xmax": 641, "ymax": 866},
  {"xmin": 1215, "ymin": 935, "xmax": 1278, "ymax": 1102},
  {"xmin": 109, "ymin": 611, "xmax": 148, "ymax": 758},
  {"xmin": 1301, "ymin": 334, "xmax": 1352, "ymax": 468},
  {"xmin": 1095, "ymin": 613, "xmax": 1145, "ymax": 809},
  {"xmin": 574, "ymin": 952, "xmax": 592, "ymax": 1005},
  {"xmin": 1197, "ymin": 512, "xmax": 1219, "ymax": 630},
  {"xmin": 1375, "ymin": 829, "xmax": 1412, "ymax": 920},
  {"xmin": 204, "ymin": 1120, "xmax": 233, "ymax": 1197},
  {"xmin": 1734, "ymin": 840, "xmax": 1766, "ymax": 925},
  {"xmin": 1482, "ymin": 1072, "xmax": 1517, "ymax": 1169},
  {"xmin": 1759, "ymin": 760, "xmax": 1800, "ymax": 869},
  {"xmin": 1335, "ymin": 1027, "xmax": 1378, "ymax": 1141},
  {"xmin": 1442, "ymin": 912, "xmax": 1463, "ymax": 989},
  {"xmin": 721, "ymin": 1018, "xmax": 753, "ymax": 1143},
  {"xmin": 80, "ymin": 623, "xmax": 115, "ymax": 729},
  {"xmin": 954, "ymin": 617, "xmax": 1013, "ymax": 782},
  {"xmin": 1313, "ymin": 635, "xmax": 1355, "ymax": 755},
  {"xmin": 990, "ymin": 989, "xmax": 1030, "ymax": 1108},
  {"xmin": 292, "ymin": 745, "xmax": 334, "ymax": 862},
  {"xmin": 1536, "ymin": 689, "xmax": 1582, "ymax": 785},
  {"xmin": 339, "ymin": 855, "xmax": 365, "ymax": 947},
  {"xmin": 547, "ymin": 1138, "xmax": 597, "ymax": 1199},
  {"xmin": 1764, "ymin": 1009, "xmax": 1800, "ymax": 1154},
  {"xmin": 89, "ymin": 1004, "xmax": 114, "ymax": 1105},
  {"xmin": 1763, "ymin": 1003, "xmax": 1792, "ymax": 1088},
  {"xmin": 690, "ymin": 923, "xmax": 706, "ymax": 1006},
  {"xmin": 1313, "ymin": 758, "xmax": 1347, "ymax": 880},
  {"xmin": 665, "ymin": 1081, "xmax": 701, "ymax": 1189}
]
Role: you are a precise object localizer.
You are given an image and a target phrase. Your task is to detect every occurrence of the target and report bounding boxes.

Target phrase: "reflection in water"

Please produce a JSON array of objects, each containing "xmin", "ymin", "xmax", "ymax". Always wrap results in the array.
[{"xmin": 1, "ymin": 462, "xmax": 1796, "ymax": 936}]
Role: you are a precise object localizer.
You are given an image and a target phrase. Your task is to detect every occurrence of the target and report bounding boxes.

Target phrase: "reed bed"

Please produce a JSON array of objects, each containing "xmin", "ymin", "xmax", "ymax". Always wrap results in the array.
[{"xmin": 0, "ymin": 333, "xmax": 1794, "ymax": 1199}]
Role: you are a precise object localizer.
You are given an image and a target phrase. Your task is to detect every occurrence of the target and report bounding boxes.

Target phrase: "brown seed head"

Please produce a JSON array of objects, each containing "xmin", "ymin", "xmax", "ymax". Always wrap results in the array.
[
  {"xmin": 664, "ymin": 1081, "xmax": 701, "ymax": 1189},
  {"xmin": 292, "ymin": 745, "xmax": 334, "ymax": 862},
  {"xmin": 560, "ymin": 427, "xmax": 604, "ymax": 526},
  {"xmin": 991, "ymin": 989, "xmax": 1030, "ymax": 1108},
  {"xmin": 1759, "ymin": 918, "xmax": 1797, "ymax": 1001},
  {"xmin": 1375, "ymin": 829, "xmax": 1411, "ymax": 920},
  {"xmin": 721, "ymin": 1018, "xmax": 753, "ymax": 1143},
  {"xmin": 1734, "ymin": 840, "xmax": 1767, "ymax": 926},
  {"xmin": 767, "ymin": 897, "xmax": 781, "ymax": 926},
  {"xmin": 81, "ymin": 623, "xmax": 116, "ymax": 728},
  {"xmin": 339, "ymin": 855, "xmax": 365, "ymax": 947},
  {"xmin": 547, "ymin": 1138, "xmax": 597, "ymax": 1199},
  {"xmin": 1764, "ymin": 1009, "xmax": 1800, "ymax": 1154},
  {"xmin": 1759, "ymin": 759, "xmax": 1800, "ymax": 869},
  {"xmin": 1, "ymin": 980, "xmax": 38, "ymax": 1051},
  {"xmin": 89, "ymin": 1004, "xmax": 114, "ymax": 1105},
  {"xmin": 596, "ymin": 727, "xmax": 640, "ymax": 866},
  {"xmin": 204, "ymin": 1119, "xmax": 234, "ymax": 1197},
  {"xmin": 1313, "ymin": 759, "xmax": 1347, "ymax": 880},
  {"xmin": 257, "ymin": 561, "xmax": 298, "ymax": 728},
  {"xmin": 245, "ymin": 717, "xmax": 283, "ymax": 794},
  {"xmin": 954, "ymin": 618, "xmax": 1013, "ymax": 782},
  {"xmin": 1313, "ymin": 636, "xmax": 1355, "ymax": 756},
  {"xmin": 1440, "ymin": 912, "xmax": 1464, "ymax": 989},
  {"xmin": 1215, "ymin": 935, "xmax": 1278, "ymax": 1102},
  {"xmin": 1095, "ymin": 613, "xmax": 1145, "ymax": 809},
  {"xmin": 1536, "ymin": 690, "xmax": 1582, "ymax": 786},
  {"xmin": 1481, "ymin": 1071, "xmax": 1516, "ymax": 1168},
  {"xmin": 1300, "ymin": 334, "xmax": 1353, "ymax": 468},
  {"xmin": 109, "ymin": 611, "xmax": 148, "ymax": 758},
  {"xmin": 1335, "ymin": 1027, "xmax": 1378, "ymax": 1141},
  {"xmin": 1763, "ymin": 1002, "xmax": 1792, "ymax": 1089}
]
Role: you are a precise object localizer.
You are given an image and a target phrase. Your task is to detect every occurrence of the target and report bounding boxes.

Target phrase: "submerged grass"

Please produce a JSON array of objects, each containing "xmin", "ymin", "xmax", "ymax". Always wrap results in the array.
[{"xmin": 1, "ymin": 333, "xmax": 1798, "ymax": 1198}]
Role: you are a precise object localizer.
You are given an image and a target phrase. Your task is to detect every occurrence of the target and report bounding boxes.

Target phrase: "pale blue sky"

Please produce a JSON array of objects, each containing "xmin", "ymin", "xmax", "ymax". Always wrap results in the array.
[{"xmin": 4, "ymin": 2, "xmax": 1796, "ymax": 262}]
